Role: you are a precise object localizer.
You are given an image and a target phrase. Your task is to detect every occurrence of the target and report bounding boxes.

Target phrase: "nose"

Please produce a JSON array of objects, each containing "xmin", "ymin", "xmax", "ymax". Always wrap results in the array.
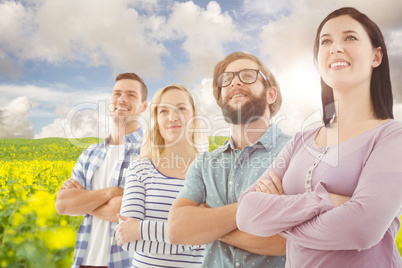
[
  {"xmin": 168, "ymin": 109, "xmax": 179, "ymax": 122},
  {"xmin": 230, "ymin": 73, "xmax": 243, "ymax": 87},
  {"xmin": 330, "ymin": 42, "xmax": 344, "ymax": 54},
  {"xmin": 118, "ymin": 94, "xmax": 127, "ymax": 103}
]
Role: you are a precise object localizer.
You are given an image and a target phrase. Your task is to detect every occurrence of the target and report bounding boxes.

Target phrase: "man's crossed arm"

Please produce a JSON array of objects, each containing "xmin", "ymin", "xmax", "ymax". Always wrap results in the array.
[
  {"xmin": 55, "ymin": 178, "xmax": 123, "ymax": 222},
  {"xmin": 167, "ymin": 198, "xmax": 286, "ymax": 256}
]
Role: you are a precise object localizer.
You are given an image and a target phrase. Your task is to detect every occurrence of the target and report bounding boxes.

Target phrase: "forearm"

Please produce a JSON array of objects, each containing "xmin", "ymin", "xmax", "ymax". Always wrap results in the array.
[
  {"xmin": 168, "ymin": 200, "xmax": 238, "ymax": 245},
  {"xmin": 220, "ymin": 229, "xmax": 286, "ymax": 255},
  {"xmin": 124, "ymin": 220, "xmax": 203, "ymax": 254},
  {"xmin": 90, "ymin": 196, "xmax": 122, "ymax": 222},
  {"xmin": 237, "ymin": 182, "xmax": 333, "ymax": 237},
  {"xmin": 55, "ymin": 187, "xmax": 120, "ymax": 216}
]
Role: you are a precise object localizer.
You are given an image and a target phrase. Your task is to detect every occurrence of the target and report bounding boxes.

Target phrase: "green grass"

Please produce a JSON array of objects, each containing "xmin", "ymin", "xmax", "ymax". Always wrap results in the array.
[
  {"xmin": 0, "ymin": 137, "xmax": 102, "ymax": 161},
  {"xmin": 0, "ymin": 136, "xmax": 228, "ymax": 162}
]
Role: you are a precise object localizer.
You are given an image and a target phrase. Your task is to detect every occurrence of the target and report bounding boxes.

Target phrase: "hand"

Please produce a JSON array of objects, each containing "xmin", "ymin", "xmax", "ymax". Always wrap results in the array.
[
  {"xmin": 329, "ymin": 193, "xmax": 351, "ymax": 208},
  {"xmin": 114, "ymin": 214, "xmax": 141, "ymax": 246},
  {"xmin": 255, "ymin": 171, "xmax": 284, "ymax": 195},
  {"xmin": 61, "ymin": 178, "xmax": 85, "ymax": 190},
  {"xmin": 110, "ymin": 186, "xmax": 124, "ymax": 197},
  {"xmin": 198, "ymin": 202, "xmax": 211, "ymax": 208}
]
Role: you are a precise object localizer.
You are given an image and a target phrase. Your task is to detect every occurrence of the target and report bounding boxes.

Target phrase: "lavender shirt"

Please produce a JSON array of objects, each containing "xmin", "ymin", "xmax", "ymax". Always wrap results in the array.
[{"xmin": 237, "ymin": 120, "xmax": 402, "ymax": 268}]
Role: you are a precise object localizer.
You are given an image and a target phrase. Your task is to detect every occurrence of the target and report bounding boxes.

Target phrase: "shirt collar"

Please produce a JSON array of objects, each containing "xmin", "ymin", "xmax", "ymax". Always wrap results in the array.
[
  {"xmin": 103, "ymin": 127, "xmax": 144, "ymax": 146},
  {"xmin": 223, "ymin": 123, "xmax": 282, "ymax": 152}
]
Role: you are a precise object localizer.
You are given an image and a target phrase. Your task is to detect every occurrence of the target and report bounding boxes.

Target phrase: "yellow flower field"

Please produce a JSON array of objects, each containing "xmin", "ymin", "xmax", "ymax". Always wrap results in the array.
[{"xmin": 0, "ymin": 137, "xmax": 401, "ymax": 267}]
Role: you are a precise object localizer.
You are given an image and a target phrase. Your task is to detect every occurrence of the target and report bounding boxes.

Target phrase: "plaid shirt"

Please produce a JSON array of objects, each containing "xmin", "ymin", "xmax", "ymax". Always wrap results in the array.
[{"xmin": 70, "ymin": 128, "xmax": 143, "ymax": 268}]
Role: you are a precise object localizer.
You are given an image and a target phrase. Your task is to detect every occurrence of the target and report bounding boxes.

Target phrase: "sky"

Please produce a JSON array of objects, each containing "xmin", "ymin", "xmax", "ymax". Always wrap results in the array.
[{"xmin": 0, "ymin": 0, "xmax": 401, "ymax": 139}]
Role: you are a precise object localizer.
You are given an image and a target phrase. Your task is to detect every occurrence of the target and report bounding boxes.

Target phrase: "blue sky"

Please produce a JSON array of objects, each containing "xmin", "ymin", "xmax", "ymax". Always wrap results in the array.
[{"xmin": 0, "ymin": 0, "xmax": 401, "ymax": 139}]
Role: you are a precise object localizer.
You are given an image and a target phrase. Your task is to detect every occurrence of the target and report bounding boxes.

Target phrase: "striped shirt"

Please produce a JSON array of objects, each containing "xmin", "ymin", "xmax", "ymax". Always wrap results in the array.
[
  {"xmin": 120, "ymin": 158, "xmax": 205, "ymax": 267},
  {"xmin": 71, "ymin": 129, "xmax": 143, "ymax": 268}
]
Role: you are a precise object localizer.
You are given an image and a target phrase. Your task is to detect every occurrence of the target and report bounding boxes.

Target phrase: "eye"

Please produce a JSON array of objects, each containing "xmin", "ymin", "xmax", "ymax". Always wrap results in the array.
[
  {"xmin": 179, "ymin": 107, "xmax": 186, "ymax": 111},
  {"xmin": 345, "ymin": 35, "xmax": 357, "ymax": 41},
  {"xmin": 158, "ymin": 109, "xmax": 167, "ymax": 114},
  {"xmin": 320, "ymin": 39, "xmax": 331, "ymax": 45}
]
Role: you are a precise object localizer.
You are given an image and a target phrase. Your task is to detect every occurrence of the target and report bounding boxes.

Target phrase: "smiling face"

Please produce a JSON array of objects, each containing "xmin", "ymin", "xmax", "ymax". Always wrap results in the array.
[
  {"xmin": 156, "ymin": 88, "xmax": 194, "ymax": 144},
  {"xmin": 317, "ymin": 15, "xmax": 382, "ymax": 91},
  {"xmin": 220, "ymin": 59, "xmax": 271, "ymax": 124},
  {"xmin": 110, "ymin": 79, "xmax": 147, "ymax": 119}
]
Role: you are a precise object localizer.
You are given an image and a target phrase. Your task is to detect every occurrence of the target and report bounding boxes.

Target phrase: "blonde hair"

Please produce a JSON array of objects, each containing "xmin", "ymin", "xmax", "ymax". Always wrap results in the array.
[
  {"xmin": 212, "ymin": 51, "xmax": 282, "ymax": 118},
  {"xmin": 140, "ymin": 84, "xmax": 206, "ymax": 161}
]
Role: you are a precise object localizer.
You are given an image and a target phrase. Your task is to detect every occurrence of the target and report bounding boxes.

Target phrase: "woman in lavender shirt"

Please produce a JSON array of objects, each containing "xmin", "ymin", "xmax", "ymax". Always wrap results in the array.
[{"xmin": 237, "ymin": 7, "xmax": 402, "ymax": 268}]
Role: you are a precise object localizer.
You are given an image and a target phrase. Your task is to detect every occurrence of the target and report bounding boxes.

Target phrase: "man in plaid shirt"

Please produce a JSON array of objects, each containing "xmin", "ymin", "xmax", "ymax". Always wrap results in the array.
[{"xmin": 56, "ymin": 72, "xmax": 148, "ymax": 268}]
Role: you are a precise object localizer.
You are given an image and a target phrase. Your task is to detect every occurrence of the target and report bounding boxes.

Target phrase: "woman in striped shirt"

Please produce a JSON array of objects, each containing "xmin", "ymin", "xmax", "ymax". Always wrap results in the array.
[{"xmin": 115, "ymin": 84, "xmax": 206, "ymax": 267}]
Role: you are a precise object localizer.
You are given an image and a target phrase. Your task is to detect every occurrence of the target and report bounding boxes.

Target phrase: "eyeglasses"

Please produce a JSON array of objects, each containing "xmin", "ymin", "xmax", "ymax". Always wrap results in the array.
[{"xmin": 216, "ymin": 69, "xmax": 269, "ymax": 88}]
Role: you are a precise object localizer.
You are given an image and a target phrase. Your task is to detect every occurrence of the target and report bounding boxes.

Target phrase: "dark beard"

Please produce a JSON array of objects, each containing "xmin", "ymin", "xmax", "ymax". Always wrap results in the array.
[{"xmin": 221, "ymin": 90, "xmax": 267, "ymax": 125}]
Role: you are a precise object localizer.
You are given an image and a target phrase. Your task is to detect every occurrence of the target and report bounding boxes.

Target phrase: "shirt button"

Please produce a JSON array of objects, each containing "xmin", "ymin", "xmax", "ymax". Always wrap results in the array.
[
  {"xmin": 235, "ymin": 262, "xmax": 240, "ymax": 267},
  {"xmin": 229, "ymin": 181, "xmax": 233, "ymax": 185}
]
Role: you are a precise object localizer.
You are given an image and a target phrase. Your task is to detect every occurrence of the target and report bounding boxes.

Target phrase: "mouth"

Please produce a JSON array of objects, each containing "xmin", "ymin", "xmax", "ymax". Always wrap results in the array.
[
  {"xmin": 231, "ymin": 92, "xmax": 247, "ymax": 99},
  {"xmin": 115, "ymin": 106, "xmax": 129, "ymax": 111},
  {"xmin": 168, "ymin": 125, "xmax": 182, "ymax": 129},
  {"xmin": 330, "ymin": 61, "xmax": 350, "ymax": 68}
]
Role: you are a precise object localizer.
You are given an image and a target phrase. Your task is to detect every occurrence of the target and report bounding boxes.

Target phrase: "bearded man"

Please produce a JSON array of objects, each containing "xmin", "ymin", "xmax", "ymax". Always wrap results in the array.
[{"xmin": 168, "ymin": 52, "xmax": 291, "ymax": 268}]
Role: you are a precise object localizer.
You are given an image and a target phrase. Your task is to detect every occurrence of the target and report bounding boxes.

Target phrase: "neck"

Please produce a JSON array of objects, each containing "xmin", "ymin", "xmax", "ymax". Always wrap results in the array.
[
  {"xmin": 158, "ymin": 139, "xmax": 198, "ymax": 171},
  {"xmin": 109, "ymin": 121, "xmax": 139, "ymax": 145},
  {"xmin": 332, "ymin": 84, "xmax": 374, "ymax": 127},
  {"xmin": 230, "ymin": 117, "xmax": 271, "ymax": 150},
  {"xmin": 160, "ymin": 138, "xmax": 197, "ymax": 159}
]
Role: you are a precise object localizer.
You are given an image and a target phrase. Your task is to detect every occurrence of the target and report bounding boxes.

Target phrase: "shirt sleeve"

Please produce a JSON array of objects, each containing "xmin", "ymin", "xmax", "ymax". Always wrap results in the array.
[
  {"xmin": 279, "ymin": 128, "xmax": 402, "ymax": 251},
  {"xmin": 176, "ymin": 154, "xmax": 207, "ymax": 204},
  {"xmin": 237, "ymin": 133, "xmax": 334, "ymax": 236},
  {"xmin": 70, "ymin": 146, "xmax": 92, "ymax": 188},
  {"xmin": 119, "ymin": 162, "xmax": 203, "ymax": 254}
]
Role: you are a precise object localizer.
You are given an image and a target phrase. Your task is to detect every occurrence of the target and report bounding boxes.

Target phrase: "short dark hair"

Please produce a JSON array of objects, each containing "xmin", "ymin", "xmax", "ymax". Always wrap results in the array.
[
  {"xmin": 313, "ymin": 7, "xmax": 393, "ymax": 127},
  {"xmin": 115, "ymin": 72, "xmax": 148, "ymax": 102},
  {"xmin": 212, "ymin": 51, "xmax": 282, "ymax": 118}
]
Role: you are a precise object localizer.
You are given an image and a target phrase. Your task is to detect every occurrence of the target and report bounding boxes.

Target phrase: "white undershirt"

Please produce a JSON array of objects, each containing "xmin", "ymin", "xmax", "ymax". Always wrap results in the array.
[{"xmin": 82, "ymin": 144, "xmax": 124, "ymax": 266}]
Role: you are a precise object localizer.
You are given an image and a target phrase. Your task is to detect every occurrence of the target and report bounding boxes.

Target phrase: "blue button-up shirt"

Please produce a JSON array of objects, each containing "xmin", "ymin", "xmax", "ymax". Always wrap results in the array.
[
  {"xmin": 71, "ymin": 128, "xmax": 143, "ymax": 268},
  {"xmin": 178, "ymin": 124, "xmax": 291, "ymax": 268}
]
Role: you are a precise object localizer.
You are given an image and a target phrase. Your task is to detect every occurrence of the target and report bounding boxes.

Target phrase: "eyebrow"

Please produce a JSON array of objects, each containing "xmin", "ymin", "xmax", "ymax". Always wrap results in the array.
[
  {"xmin": 113, "ymin": 90, "xmax": 138, "ymax": 94},
  {"xmin": 320, "ymin": 30, "xmax": 358, "ymax": 39},
  {"xmin": 158, "ymin": 103, "xmax": 187, "ymax": 108}
]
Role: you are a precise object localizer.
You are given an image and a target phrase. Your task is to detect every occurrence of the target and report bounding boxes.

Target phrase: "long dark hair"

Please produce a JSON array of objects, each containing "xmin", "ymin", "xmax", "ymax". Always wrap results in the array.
[{"xmin": 313, "ymin": 7, "xmax": 393, "ymax": 127}]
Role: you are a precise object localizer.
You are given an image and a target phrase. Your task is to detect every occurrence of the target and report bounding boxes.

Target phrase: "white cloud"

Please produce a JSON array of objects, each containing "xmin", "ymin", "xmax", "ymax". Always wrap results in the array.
[
  {"xmin": 191, "ymin": 78, "xmax": 230, "ymax": 137},
  {"xmin": 0, "ymin": 0, "xmax": 167, "ymax": 78},
  {"xmin": 0, "ymin": 0, "xmax": 400, "ymax": 139},
  {"xmin": 35, "ymin": 100, "xmax": 114, "ymax": 139},
  {"xmin": 35, "ymin": 109, "xmax": 106, "ymax": 139},
  {"xmin": 394, "ymin": 103, "xmax": 402, "ymax": 120},
  {"xmin": 0, "ymin": 84, "xmax": 112, "ymax": 121},
  {"xmin": 0, "ymin": 84, "xmax": 72, "ymax": 106},
  {"xmin": 242, "ymin": 0, "xmax": 293, "ymax": 18},
  {"xmin": 0, "ymin": 97, "xmax": 34, "ymax": 138},
  {"xmin": 256, "ymin": 0, "xmax": 402, "ymax": 134},
  {"xmin": 274, "ymin": 56, "xmax": 322, "ymax": 135},
  {"xmin": 168, "ymin": 1, "xmax": 244, "ymax": 83},
  {"xmin": 0, "ymin": 82, "xmax": 113, "ymax": 138}
]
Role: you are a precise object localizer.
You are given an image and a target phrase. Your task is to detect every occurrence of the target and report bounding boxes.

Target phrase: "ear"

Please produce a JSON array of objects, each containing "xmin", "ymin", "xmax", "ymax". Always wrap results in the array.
[
  {"xmin": 372, "ymin": 47, "xmax": 383, "ymax": 68},
  {"xmin": 266, "ymin": 87, "xmax": 277, "ymax": 105},
  {"xmin": 141, "ymin": 101, "xmax": 148, "ymax": 113}
]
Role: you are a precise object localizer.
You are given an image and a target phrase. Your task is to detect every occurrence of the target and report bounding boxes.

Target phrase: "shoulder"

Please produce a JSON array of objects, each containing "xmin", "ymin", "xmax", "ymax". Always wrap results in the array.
[
  {"xmin": 292, "ymin": 127, "xmax": 320, "ymax": 145},
  {"xmin": 381, "ymin": 119, "xmax": 402, "ymax": 131},
  {"xmin": 196, "ymin": 143, "xmax": 228, "ymax": 164},
  {"xmin": 373, "ymin": 119, "xmax": 402, "ymax": 142},
  {"xmin": 274, "ymin": 126, "xmax": 292, "ymax": 147},
  {"xmin": 127, "ymin": 158, "xmax": 155, "ymax": 179},
  {"xmin": 78, "ymin": 141, "xmax": 106, "ymax": 158}
]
